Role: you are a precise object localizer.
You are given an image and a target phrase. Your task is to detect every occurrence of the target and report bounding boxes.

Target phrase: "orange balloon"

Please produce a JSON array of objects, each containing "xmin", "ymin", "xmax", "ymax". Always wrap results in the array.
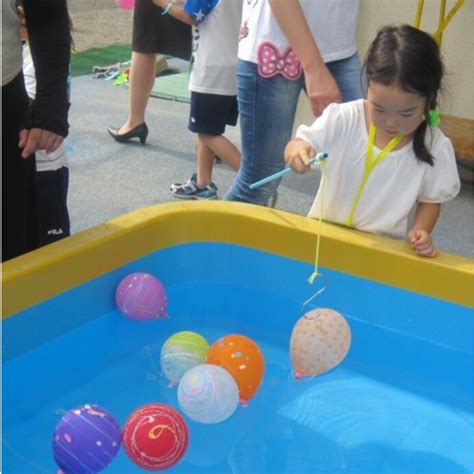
[{"xmin": 206, "ymin": 334, "xmax": 265, "ymax": 403}]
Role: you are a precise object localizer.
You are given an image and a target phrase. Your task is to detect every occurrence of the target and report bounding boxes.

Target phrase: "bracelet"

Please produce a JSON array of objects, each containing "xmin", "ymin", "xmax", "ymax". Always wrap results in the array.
[{"xmin": 161, "ymin": 0, "xmax": 175, "ymax": 15}]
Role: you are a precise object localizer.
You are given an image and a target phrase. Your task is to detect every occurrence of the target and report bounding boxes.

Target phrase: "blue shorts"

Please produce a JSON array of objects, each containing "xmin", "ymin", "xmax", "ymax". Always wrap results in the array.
[{"xmin": 188, "ymin": 91, "xmax": 238, "ymax": 136}]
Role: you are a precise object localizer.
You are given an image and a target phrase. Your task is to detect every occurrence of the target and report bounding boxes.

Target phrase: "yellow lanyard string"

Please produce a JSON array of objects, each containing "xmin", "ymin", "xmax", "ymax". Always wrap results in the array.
[
  {"xmin": 308, "ymin": 160, "xmax": 327, "ymax": 284},
  {"xmin": 345, "ymin": 124, "xmax": 403, "ymax": 228}
]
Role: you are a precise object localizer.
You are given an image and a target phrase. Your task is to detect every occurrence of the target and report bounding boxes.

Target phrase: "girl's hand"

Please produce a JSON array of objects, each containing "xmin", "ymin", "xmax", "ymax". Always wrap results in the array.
[
  {"xmin": 407, "ymin": 229, "xmax": 437, "ymax": 257},
  {"xmin": 284, "ymin": 139, "xmax": 316, "ymax": 174}
]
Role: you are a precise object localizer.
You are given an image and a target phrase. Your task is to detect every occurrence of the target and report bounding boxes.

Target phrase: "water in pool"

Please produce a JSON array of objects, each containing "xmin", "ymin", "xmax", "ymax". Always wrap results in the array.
[{"xmin": 3, "ymin": 243, "xmax": 473, "ymax": 473}]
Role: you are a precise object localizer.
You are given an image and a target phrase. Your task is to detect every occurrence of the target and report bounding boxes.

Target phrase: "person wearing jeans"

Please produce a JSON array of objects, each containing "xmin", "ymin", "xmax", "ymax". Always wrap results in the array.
[{"xmin": 225, "ymin": 0, "xmax": 363, "ymax": 206}]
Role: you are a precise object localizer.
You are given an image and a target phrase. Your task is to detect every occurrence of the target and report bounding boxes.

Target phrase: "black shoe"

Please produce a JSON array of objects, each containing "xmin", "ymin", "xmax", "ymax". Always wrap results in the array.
[{"xmin": 107, "ymin": 122, "xmax": 148, "ymax": 144}]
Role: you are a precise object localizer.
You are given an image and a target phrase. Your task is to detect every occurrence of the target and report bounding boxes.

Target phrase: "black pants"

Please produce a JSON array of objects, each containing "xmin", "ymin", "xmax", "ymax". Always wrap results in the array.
[
  {"xmin": 2, "ymin": 72, "xmax": 39, "ymax": 262},
  {"xmin": 36, "ymin": 167, "xmax": 70, "ymax": 246}
]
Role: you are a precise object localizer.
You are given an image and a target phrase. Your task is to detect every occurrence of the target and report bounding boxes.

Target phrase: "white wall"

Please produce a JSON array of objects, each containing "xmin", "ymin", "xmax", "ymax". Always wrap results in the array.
[
  {"xmin": 295, "ymin": 0, "xmax": 474, "ymax": 128},
  {"xmin": 358, "ymin": 0, "xmax": 474, "ymax": 119}
]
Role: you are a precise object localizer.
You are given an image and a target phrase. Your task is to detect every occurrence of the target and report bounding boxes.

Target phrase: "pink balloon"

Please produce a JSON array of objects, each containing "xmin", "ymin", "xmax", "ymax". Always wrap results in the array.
[
  {"xmin": 116, "ymin": 0, "xmax": 135, "ymax": 10},
  {"xmin": 290, "ymin": 308, "xmax": 351, "ymax": 378},
  {"xmin": 115, "ymin": 272, "xmax": 167, "ymax": 321}
]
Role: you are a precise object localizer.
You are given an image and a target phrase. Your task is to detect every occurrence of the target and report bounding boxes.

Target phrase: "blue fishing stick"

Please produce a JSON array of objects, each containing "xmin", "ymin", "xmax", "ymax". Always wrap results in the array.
[{"xmin": 249, "ymin": 152, "xmax": 328, "ymax": 190}]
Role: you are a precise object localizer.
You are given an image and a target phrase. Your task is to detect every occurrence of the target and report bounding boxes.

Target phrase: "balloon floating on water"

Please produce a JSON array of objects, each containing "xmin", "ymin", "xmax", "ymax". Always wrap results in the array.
[
  {"xmin": 123, "ymin": 403, "xmax": 189, "ymax": 470},
  {"xmin": 52, "ymin": 404, "xmax": 121, "ymax": 474},
  {"xmin": 115, "ymin": 272, "xmax": 167, "ymax": 321},
  {"xmin": 207, "ymin": 334, "xmax": 265, "ymax": 404},
  {"xmin": 160, "ymin": 331, "xmax": 210, "ymax": 384},
  {"xmin": 290, "ymin": 308, "xmax": 351, "ymax": 379},
  {"xmin": 178, "ymin": 364, "xmax": 239, "ymax": 424}
]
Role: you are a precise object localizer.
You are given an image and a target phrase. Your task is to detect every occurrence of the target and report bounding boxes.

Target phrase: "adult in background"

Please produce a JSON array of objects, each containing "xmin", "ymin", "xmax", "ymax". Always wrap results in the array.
[
  {"xmin": 225, "ymin": 0, "xmax": 363, "ymax": 207},
  {"xmin": 2, "ymin": 0, "xmax": 70, "ymax": 261},
  {"xmin": 107, "ymin": 0, "xmax": 192, "ymax": 144}
]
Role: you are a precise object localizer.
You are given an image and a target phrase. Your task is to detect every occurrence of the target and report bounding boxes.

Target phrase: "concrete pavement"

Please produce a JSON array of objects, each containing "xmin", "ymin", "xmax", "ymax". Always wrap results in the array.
[{"xmin": 67, "ymin": 73, "xmax": 474, "ymax": 258}]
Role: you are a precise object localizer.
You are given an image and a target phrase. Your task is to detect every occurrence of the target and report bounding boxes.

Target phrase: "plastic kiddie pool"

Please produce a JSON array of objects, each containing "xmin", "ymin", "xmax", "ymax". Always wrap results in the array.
[{"xmin": 2, "ymin": 202, "xmax": 473, "ymax": 473}]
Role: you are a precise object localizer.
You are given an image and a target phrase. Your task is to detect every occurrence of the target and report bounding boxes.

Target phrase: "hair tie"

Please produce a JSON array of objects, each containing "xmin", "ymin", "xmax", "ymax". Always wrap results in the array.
[{"xmin": 427, "ymin": 109, "xmax": 441, "ymax": 127}]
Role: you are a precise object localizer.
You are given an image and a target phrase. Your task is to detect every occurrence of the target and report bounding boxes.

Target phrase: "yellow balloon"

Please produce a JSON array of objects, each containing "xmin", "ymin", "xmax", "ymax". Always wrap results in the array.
[{"xmin": 290, "ymin": 308, "xmax": 351, "ymax": 378}]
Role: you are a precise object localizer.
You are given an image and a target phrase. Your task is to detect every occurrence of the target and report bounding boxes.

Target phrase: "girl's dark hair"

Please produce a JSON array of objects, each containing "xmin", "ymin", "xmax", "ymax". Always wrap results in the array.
[{"xmin": 363, "ymin": 24, "xmax": 444, "ymax": 165}]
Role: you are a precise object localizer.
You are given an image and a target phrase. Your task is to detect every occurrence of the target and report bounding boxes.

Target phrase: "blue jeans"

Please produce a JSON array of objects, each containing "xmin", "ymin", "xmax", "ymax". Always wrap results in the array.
[{"xmin": 225, "ymin": 53, "xmax": 363, "ymax": 205}]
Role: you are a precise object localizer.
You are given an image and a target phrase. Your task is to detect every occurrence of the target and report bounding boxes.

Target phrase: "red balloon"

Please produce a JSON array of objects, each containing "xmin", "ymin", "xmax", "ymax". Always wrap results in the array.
[{"xmin": 123, "ymin": 403, "xmax": 189, "ymax": 470}]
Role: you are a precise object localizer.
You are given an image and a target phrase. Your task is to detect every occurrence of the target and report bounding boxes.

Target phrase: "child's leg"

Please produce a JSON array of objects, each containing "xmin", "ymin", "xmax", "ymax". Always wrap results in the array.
[
  {"xmin": 197, "ymin": 133, "xmax": 241, "ymax": 187},
  {"xmin": 171, "ymin": 92, "xmax": 240, "ymax": 196},
  {"xmin": 195, "ymin": 135, "xmax": 215, "ymax": 188}
]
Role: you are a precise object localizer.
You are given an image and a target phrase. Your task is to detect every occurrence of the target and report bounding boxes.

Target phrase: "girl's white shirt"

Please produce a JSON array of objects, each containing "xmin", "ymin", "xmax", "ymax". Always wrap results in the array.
[
  {"xmin": 238, "ymin": 0, "xmax": 359, "ymax": 64},
  {"xmin": 296, "ymin": 100, "xmax": 460, "ymax": 239}
]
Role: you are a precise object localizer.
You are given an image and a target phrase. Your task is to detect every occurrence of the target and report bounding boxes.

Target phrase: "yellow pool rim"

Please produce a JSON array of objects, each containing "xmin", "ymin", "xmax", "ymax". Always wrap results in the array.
[{"xmin": 2, "ymin": 201, "xmax": 473, "ymax": 318}]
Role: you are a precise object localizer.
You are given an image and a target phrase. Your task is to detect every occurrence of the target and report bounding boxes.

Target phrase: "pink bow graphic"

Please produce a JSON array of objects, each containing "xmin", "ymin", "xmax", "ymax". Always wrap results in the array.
[{"xmin": 257, "ymin": 41, "xmax": 302, "ymax": 80}]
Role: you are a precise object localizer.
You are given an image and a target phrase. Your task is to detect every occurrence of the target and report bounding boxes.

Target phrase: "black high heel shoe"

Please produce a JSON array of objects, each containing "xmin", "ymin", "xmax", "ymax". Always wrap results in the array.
[{"xmin": 107, "ymin": 122, "xmax": 149, "ymax": 144}]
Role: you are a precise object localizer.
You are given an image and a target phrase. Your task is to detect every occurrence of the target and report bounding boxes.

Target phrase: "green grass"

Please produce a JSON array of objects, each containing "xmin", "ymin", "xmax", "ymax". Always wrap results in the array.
[
  {"xmin": 70, "ymin": 43, "xmax": 132, "ymax": 77},
  {"xmin": 70, "ymin": 43, "xmax": 190, "ymax": 104}
]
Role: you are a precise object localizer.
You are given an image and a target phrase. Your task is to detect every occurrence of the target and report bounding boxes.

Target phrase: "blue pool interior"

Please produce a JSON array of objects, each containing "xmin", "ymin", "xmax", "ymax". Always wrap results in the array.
[{"xmin": 3, "ymin": 242, "xmax": 473, "ymax": 473}]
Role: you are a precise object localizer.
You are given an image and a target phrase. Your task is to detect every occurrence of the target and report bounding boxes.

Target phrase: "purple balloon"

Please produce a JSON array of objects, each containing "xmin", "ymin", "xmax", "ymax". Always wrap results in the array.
[
  {"xmin": 52, "ymin": 404, "xmax": 121, "ymax": 474},
  {"xmin": 115, "ymin": 272, "xmax": 167, "ymax": 321}
]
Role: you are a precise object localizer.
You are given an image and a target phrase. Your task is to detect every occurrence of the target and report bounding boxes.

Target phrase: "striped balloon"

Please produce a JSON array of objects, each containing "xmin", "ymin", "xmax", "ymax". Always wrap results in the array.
[
  {"xmin": 52, "ymin": 404, "xmax": 121, "ymax": 473},
  {"xmin": 123, "ymin": 403, "xmax": 189, "ymax": 470},
  {"xmin": 160, "ymin": 331, "xmax": 210, "ymax": 383},
  {"xmin": 178, "ymin": 364, "xmax": 239, "ymax": 424},
  {"xmin": 115, "ymin": 272, "xmax": 167, "ymax": 321}
]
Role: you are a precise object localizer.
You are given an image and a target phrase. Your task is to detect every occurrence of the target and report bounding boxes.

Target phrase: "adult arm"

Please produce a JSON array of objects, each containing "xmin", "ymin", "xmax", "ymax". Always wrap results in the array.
[
  {"xmin": 268, "ymin": 0, "xmax": 341, "ymax": 117},
  {"xmin": 20, "ymin": 0, "xmax": 71, "ymax": 158}
]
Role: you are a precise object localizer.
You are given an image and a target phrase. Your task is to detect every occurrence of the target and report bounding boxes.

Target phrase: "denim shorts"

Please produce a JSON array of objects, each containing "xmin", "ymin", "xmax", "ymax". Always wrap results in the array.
[
  {"xmin": 188, "ymin": 91, "xmax": 238, "ymax": 136},
  {"xmin": 225, "ymin": 53, "xmax": 363, "ymax": 206}
]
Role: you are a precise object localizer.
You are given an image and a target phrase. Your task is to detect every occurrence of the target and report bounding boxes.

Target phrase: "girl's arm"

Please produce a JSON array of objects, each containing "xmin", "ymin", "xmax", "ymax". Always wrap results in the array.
[
  {"xmin": 153, "ymin": 0, "xmax": 197, "ymax": 26},
  {"xmin": 268, "ymin": 0, "xmax": 341, "ymax": 117},
  {"xmin": 407, "ymin": 202, "xmax": 441, "ymax": 257}
]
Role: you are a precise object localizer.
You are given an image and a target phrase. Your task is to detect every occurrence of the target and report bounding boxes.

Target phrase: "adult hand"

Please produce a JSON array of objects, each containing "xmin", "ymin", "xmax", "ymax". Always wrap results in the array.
[
  {"xmin": 305, "ymin": 64, "xmax": 341, "ymax": 117},
  {"xmin": 407, "ymin": 229, "xmax": 437, "ymax": 258},
  {"xmin": 19, "ymin": 128, "xmax": 64, "ymax": 158}
]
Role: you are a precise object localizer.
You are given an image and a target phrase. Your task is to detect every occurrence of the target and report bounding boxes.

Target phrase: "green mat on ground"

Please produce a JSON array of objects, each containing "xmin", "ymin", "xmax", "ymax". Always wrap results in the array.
[
  {"xmin": 71, "ymin": 44, "xmax": 132, "ymax": 77},
  {"xmin": 150, "ymin": 72, "xmax": 190, "ymax": 103}
]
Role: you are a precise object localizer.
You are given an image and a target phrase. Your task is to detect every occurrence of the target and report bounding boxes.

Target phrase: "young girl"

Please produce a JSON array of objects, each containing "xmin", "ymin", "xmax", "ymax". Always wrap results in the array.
[
  {"xmin": 152, "ymin": 0, "xmax": 242, "ymax": 200},
  {"xmin": 285, "ymin": 25, "xmax": 460, "ymax": 257}
]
